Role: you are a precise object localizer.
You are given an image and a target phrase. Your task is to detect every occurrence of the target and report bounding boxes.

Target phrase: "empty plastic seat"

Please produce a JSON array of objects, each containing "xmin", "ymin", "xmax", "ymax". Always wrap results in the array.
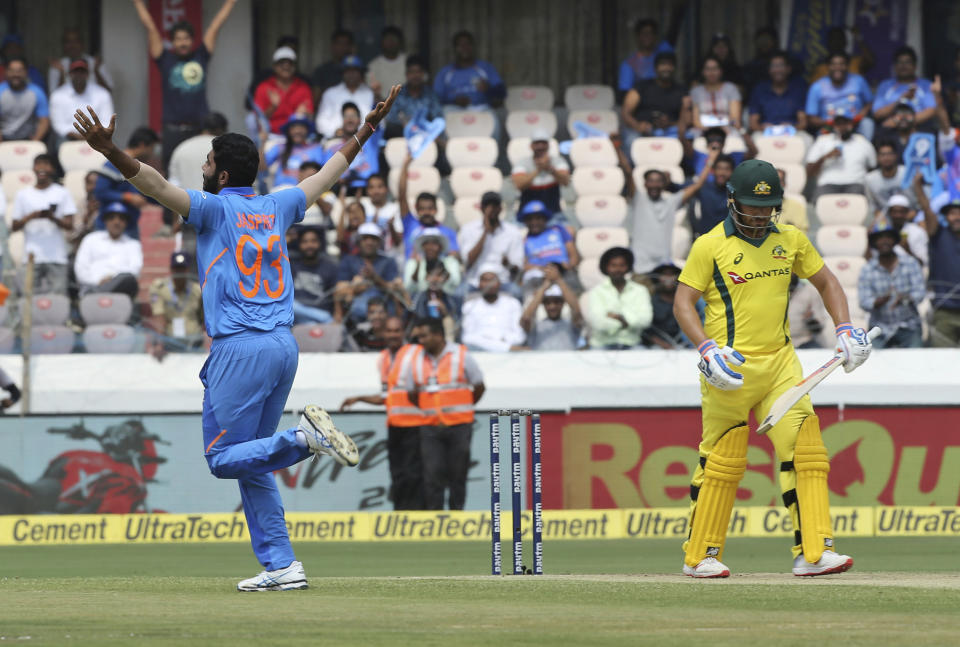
[
  {"xmin": 577, "ymin": 261, "xmax": 606, "ymax": 291},
  {"xmin": 23, "ymin": 294, "xmax": 70, "ymax": 326},
  {"xmin": 569, "ymin": 138, "xmax": 617, "ymax": 168},
  {"xmin": 0, "ymin": 327, "xmax": 14, "ymax": 353},
  {"xmin": 3, "ymin": 170, "xmax": 36, "ymax": 203},
  {"xmin": 453, "ymin": 197, "xmax": 483, "ymax": 227},
  {"xmin": 449, "ymin": 167, "xmax": 503, "ymax": 199},
  {"xmin": 564, "ymin": 85, "xmax": 615, "ymax": 110},
  {"xmin": 633, "ymin": 165, "xmax": 685, "ymax": 188},
  {"xmin": 574, "ymin": 195, "xmax": 627, "ymax": 227},
  {"xmin": 567, "ymin": 109, "xmax": 619, "ymax": 137},
  {"xmin": 777, "ymin": 163, "xmax": 806, "ymax": 195},
  {"xmin": 824, "ymin": 256, "xmax": 866, "ymax": 288},
  {"xmin": 383, "ymin": 137, "xmax": 437, "ymax": 169},
  {"xmin": 754, "ymin": 134, "xmax": 806, "ymax": 164},
  {"xmin": 445, "ymin": 110, "xmax": 496, "ymax": 138},
  {"xmin": 505, "ymin": 110, "xmax": 558, "ymax": 139},
  {"xmin": 0, "ymin": 141, "xmax": 46, "ymax": 173},
  {"xmin": 507, "ymin": 137, "xmax": 559, "ymax": 167},
  {"xmin": 446, "ymin": 137, "xmax": 498, "ymax": 168},
  {"xmin": 815, "ymin": 193, "xmax": 869, "ymax": 226},
  {"xmin": 30, "ymin": 325, "xmax": 75, "ymax": 354},
  {"xmin": 505, "ymin": 85, "xmax": 554, "ymax": 111},
  {"xmin": 79, "ymin": 293, "xmax": 133, "ymax": 325},
  {"xmin": 63, "ymin": 169, "xmax": 88, "ymax": 213},
  {"xmin": 816, "ymin": 225, "xmax": 868, "ymax": 257},
  {"xmin": 293, "ymin": 323, "xmax": 344, "ymax": 352},
  {"xmin": 575, "ymin": 227, "xmax": 629, "ymax": 257},
  {"xmin": 387, "ymin": 166, "xmax": 441, "ymax": 199},
  {"xmin": 672, "ymin": 225, "xmax": 692, "ymax": 260},
  {"xmin": 630, "ymin": 137, "xmax": 683, "ymax": 167},
  {"xmin": 58, "ymin": 140, "xmax": 104, "ymax": 172},
  {"xmin": 83, "ymin": 324, "xmax": 137, "ymax": 353},
  {"xmin": 571, "ymin": 167, "xmax": 624, "ymax": 197}
]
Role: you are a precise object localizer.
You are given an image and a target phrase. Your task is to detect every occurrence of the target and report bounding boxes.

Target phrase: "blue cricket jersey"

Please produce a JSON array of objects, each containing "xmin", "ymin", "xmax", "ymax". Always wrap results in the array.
[{"xmin": 187, "ymin": 186, "xmax": 306, "ymax": 338}]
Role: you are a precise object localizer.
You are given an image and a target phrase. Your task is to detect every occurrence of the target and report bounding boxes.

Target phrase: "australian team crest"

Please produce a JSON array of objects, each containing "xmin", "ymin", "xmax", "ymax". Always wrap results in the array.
[
  {"xmin": 753, "ymin": 181, "xmax": 771, "ymax": 195},
  {"xmin": 771, "ymin": 244, "xmax": 787, "ymax": 260}
]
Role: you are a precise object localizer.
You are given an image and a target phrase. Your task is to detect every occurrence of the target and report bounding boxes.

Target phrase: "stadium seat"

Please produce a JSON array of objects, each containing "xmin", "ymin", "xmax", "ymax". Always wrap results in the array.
[
  {"xmin": 505, "ymin": 110, "xmax": 558, "ymax": 139},
  {"xmin": 22, "ymin": 294, "xmax": 70, "ymax": 326},
  {"xmin": 387, "ymin": 166, "xmax": 441, "ymax": 199},
  {"xmin": 449, "ymin": 167, "xmax": 503, "ymax": 199},
  {"xmin": 816, "ymin": 225, "xmax": 867, "ymax": 257},
  {"xmin": 293, "ymin": 323, "xmax": 344, "ymax": 352},
  {"xmin": 815, "ymin": 193, "xmax": 869, "ymax": 226},
  {"xmin": 58, "ymin": 141, "xmax": 104, "ymax": 172},
  {"xmin": 445, "ymin": 137, "xmax": 498, "ymax": 168},
  {"xmin": 577, "ymin": 261, "xmax": 606, "ymax": 291},
  {"xmin": 507, "ymin": 137, "xmax": 559, "ymax": 167},
  {"xmin": 778, "ymin": 163, "xmax": 806, "ymax": 195},
  {"xmin": 692, "ymin": 135, "xmax": 747, "ymax": 155},
  {"xmin": 3, "ymin": 170, "xmax": 36, "ymax": 203},
  {"xmin": 383, "ymin": 137, "xmax": 437, "ymax": 169},
  {"xmin": 672, "ymin": 225, "xmax": 692, "ymax": 260},
  {"xmin": 0, "ymin": 141, "xmax": 45, "ymax": 173},
  {"xmin": 83, "ymin": 324, "xmax": 137, "ymax": 353},
  {"xmin": 567, "ymin": 109, "xmax": 619, "ymax": 137},
  {"xmin": 571, "ymin": 167, "xmax": 624, "ymax": 197},
  {"xmin": 505, "ymin": 85, "xmax": 554, "ymax": 111},
  {"xmin": 824, "ymin": 256, "xmax": 866, "ymax": 288},
  {"xmin": 79, "ymin": 293, "xmax": 133, "ymax": 325},
  {"xmin": 754, "ymin": 135, "xmax": 806, "ymax": 164},
  {"xmin": 444, "ymin": 110, "xmax": 496, "ymax": 138},
  {"xmin": 0, "ymin": 327, "xmax": 14, "ymax": 353},
  {"xmin": 633, "ymin": 165, "xmax": 685, "ymax": 188},
  {"xmin": 64, "ymin": 169, "xmax": 88, "ymax": 213},
  {"xmin": 453, "ymin": 197, "xmax": 483, "ymax": 227},
  {"xmin": 564, "ymin": 85, "xmax": 615, "ymax": 110},
  {"xmin": 569, "ymin": 138, "xmax": 617, "ymax": 168},
  {"xmin": 575, "ymin": 226, "xmax": 629, "ymax": 257},
  {"xmin": 30, "ymin": 325, "xmax": 75, "ymax": 354},
  {"xmin": 630, "ymin": 137, "xmax": 683, "ymax": 167},
  {"xmin": 574, "ymin": 195, "xmax": 627, "ymax": 227},
  {"xmin": 674, "ymin": 208, "xmax": 688, "ymax": 226}
]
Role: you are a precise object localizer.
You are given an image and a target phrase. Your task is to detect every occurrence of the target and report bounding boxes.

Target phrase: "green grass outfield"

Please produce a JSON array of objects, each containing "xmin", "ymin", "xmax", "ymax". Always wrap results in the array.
[{"xmin": 1, "ymin": 538, "xmax": 959, "ymax": 646}]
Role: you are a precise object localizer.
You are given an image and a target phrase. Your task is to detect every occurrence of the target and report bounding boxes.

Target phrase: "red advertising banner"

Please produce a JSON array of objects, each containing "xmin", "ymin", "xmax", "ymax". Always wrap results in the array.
[
  {"xmin": 148, "ymin": 0, "xmax": 205, "ymax": 132},
  {"xmin": 540, "ymin": 408, "xmax": 960, "ymax": 510}
]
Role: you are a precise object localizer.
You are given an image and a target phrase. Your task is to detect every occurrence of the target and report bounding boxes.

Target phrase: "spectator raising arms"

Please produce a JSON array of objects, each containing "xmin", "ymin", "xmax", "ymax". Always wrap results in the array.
[
  {"xmin": 434, "ymin": 31, "xmax": 505, "ymax": 110},
  {"xmin": 520, "ymin": 264, "xmax": 583, "ymax": 351},
  {"xmin": 511, "ymin": 131, "xmax": 570, "ymax": 215},
  {"xmin": 253, "ymin": 47, "xmax": 313, "ymax": 135},
  {"xmin": 397, "ymin": 155, "xmax": 459, "ymax": 259},
  {"xmin": 913, "ymin": 182, "xmax": 960, "ymax": 347}
]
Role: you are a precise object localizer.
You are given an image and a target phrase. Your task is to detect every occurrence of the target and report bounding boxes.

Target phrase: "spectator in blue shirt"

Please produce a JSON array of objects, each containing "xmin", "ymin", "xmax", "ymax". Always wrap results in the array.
[
  {"xmin": 385, "ymin": 55, "xmax": 442, "ymax": 139},
  {"xmin": 335, "ymin": 222, "xmax": 403, "ymax": 321},
  {"xmin": 857, "ymin": 228, "xmax": 925, "ymax": 348},
  {"xmin": 690, "ymin": 154, "xmax": 735, "ymax": 237},
  {"xmin": 397, "ymin": 155, "xmax": 460, "ymax": 259},
  {"xmin": 518, "ymin": 200, "xmax": 580, "ymax": 292},
  {"xmin": 260, "ymin": 115, "xmax": 325, "ymax": 189},
  {"xmin": 92, "ymin": 126, "xmax": 160, "ymax": 239},
  {"xmin": 0, "ymin": 58, "xmax": 49, "ymax": 141},
  {"xmin": 618, "ymin": 19, "xmax": 675, "ymax": 99},
  {"xmin": 748, "ymin": 52, "xmax": 808, "ymax": 133},
  {"xmin": 433, "ymin": 31, "xmax": 505, "ymax": 110},
  {"xmin": 873, "ymin": 46, "xmax": 937, "ymax": 131},
  {"xmin": 914, "ymin": 188, "xmax": 960, "ymax": 347},
  {"xmin": 805, "ymin": 52, "xmax": 874, "ymax": 140}
]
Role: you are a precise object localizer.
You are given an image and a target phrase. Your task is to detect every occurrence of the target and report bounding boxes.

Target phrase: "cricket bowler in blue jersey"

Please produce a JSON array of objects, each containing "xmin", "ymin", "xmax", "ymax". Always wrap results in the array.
[{"xmin": 73, "ymin": 85, "xmax": 402, "ymax": 591}]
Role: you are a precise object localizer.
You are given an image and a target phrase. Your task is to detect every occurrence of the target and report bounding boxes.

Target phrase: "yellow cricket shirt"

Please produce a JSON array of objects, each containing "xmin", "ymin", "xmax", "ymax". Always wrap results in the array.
[{"xmin": 678, "ymin": 216, "xmax": 825, "ymax": 353}]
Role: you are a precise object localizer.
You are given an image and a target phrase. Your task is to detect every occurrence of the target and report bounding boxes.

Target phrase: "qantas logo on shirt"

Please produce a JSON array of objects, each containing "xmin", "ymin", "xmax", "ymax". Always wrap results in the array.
[
  {"xmin": 727, "ymin": 271, "xmax": 747, "ymax": 284},
  {"xmin": 727, "ymin": 268, "xmax": 791, "ymax": 284}
]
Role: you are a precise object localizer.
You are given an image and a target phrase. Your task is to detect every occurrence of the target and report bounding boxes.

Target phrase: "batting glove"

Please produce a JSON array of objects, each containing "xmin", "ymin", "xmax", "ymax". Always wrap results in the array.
[
  {"xmin": 835, "ymin": 323, "xmax": 872, "ymax": 373},
  {"xmin": 697, "ymin": 339, "xmax": 745, "ymax": 391}
]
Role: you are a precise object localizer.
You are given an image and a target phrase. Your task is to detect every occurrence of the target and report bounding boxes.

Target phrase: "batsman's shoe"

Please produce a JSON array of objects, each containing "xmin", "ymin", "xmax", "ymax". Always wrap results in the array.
[
  {"xmin": 682, "ymin": 557, "xmax": 731, "ymax": 578},
  {"xmin": 299, "ymin": 405, "xmax": 360, "ymax": 466},
  {"xmin": 237, "ymin": 560, "xmax": 308, "ymax": 592},
  {"xmin": 792, "ymin": 550, "xmax": 853, "ymax": 576}
]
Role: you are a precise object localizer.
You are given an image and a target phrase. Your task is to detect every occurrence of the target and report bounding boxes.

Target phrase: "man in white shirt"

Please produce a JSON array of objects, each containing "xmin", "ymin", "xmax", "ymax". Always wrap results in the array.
[
  {"xmin": 460, "ymin": 264, "xmax": 526, "ymax": 352},
  {"xmin": 10, "ymin": 153, "xmax": 76, "ymax": 294},
  {"xmin": 873, "ymin": 193, "xmax": 929, "ymax": 267},
  {"xmin": 366, "ymin": 27, "xmax": 406, "ymax": 102},
  {"xmin": 73, "ymin": 201, "xmax": 143, "ymax": 299},
  {"xmin": 49, "ymin": 59, "xmax": 114, "ymax": 149},
  {"xmin": 47, "ymin": 28, "xmax": 113, "ymax": 92},
  {"xmin": 168, "ymin": 112, "xmax": 227, "ymax": 191},
  {"xmin": 511, "ymin": 130, "xmax": 570, "ymax": 216},
  {"xmin": 458, "ymin": 192, "xmax": 524, "ymax": 294},
  {"xmin": 315, "ymin": 55, "xmax": 374, "ymax": 139},
  {"xmin": 805, "ymin": 111, "xmax": 877, "ymax": 198}
]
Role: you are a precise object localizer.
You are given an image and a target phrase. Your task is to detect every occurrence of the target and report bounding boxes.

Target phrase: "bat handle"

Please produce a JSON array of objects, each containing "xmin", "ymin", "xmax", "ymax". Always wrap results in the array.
[{"xmin": 866, "ymin": 326, "xmax": 882, "ymax": 341}]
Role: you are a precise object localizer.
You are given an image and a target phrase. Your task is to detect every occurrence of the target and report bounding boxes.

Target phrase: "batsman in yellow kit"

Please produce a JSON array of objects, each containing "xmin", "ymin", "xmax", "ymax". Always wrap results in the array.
[{"xmin": 673, "ymin": 159, "xmax": 874, "ymax": 578}]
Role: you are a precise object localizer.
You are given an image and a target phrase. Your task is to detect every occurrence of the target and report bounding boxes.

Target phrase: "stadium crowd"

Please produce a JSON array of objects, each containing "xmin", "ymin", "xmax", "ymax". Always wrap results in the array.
[{"xmin": 1, "ymin": 9, "xmax": 960, "ymax": 356}]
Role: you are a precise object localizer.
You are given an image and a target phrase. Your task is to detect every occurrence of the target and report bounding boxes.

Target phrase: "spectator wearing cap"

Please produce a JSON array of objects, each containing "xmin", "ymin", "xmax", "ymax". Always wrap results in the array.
[
  {"xmin": 49, "ymin": 58, "xmax": 113, "ymax": 149},
  {"xmin": 872, "ymin": 193, "xmax": 929, "ymax": 267},
  {"xmin": 518, "ymin": 200, "xmax": 580, "ymax": 291},
  {"xmin": 459, "ymin": 192, "xmax": 525, "ymax": 294},
  {"xmin": 397, "ymin": 155, "xmax": 460, "ymax": 258},
  {"xmin": 148, "ymin": 251, "xmax": 204, "ymax": 352},
  {"xmin": 434, "ymin": 31, "xmax": 505, "ymax": 112},
  {"xmin": 865, "ymin": 141, "xmax": 913, "ymax": 220},
  {"xmin": 311, "ymin": 29, "xmax": 355, "ymax": 104},
  {"xmin": 92, "ymin": 126, "xmax": 160, "ymax": 239},
  {"xmin": 291, "ymin": 227, "xmax": 340, "ymax": 325},
  {"xmin": 788, "ymin": 274, "xmax": 829, "ymax": 349},
  {"xmin": 642, "ymin": 262, "xmax": 689, "ymax": 348},
  {"xmin": 618, "ymin": 19, "xmax": 675, "ymax": 97},
  {"xmin": 335, "ymin": 222, "xmax": 404, "ymax": 321},
  {"xmin": 0, "ymin": 35, "xmax": 45, "ymax": 89},
  {"xmin": 404, "ymin": 227, "xmax": 462, "ymax": 296},
  {"xmin": 260, "ymin": 114, "xmax": 324, "ymax": 189},
  {"xmin": 747, "ymin": 51, "xmax": 808, "ymax": 133},
  {"xmin": 804, "ymin": 109, "xmax": 876, "ymax": 198},
  {"xmin": 914, "ymin": 186, "xmax": 960, "ymax": 347},
  {"xmin": 685, "ymin": 126, "xmax": 750, "ymax": 177},
  {"xmin": 857, "ymin": 228, "xmax": 925, "ymax": 348},
  {"xmin": 583, "ymin": 247, "xmax": 653, "ymax": 349},
  {"xmin": 776, "ymin": 167, "xmax": 809, "ymax": 233},
  {"xmin": 804, "ymin": 52, "xmax": 874, "ymax": 140},
  {"xmin": 460, "ymin": 264, "xmax": 526, "ymax": 352},
  {"xmin": 315, "ymin": 55, "xmax": 374, "ymax": 140},
  {"xmin": 0, "ymin": 57, "xmax": 49, "ymax": 142},
  {"xmin": 10, "ymin": 153, "xmax": 76, "ymax": 294},
  {"xmin": 73, "ymin": 201, "xmax": 142, "ymax": 299},
  {"xmin": 48, "ymin": 28, "xmax": 112, "ymax": 93},
  {"xmin": 169, "ymin": 112, "xmax": 227, "ymax": 192},
  {"xmin": 520, "ymin": 264, "xmax": 582, "ymax": 351},
  {"xmin": 621, "ymin": 51, "xmax": 689, "ymax": 151},
  {"xmin": 873, "ymin": 46, "xmax": 936, "ymax": 130},
  {"xmin": 367, "ymin": 27, "xmax": 407, "ymax": 102},
  {"xmin": 690, "ymin": 154, "xmax": 736, "ymax": 237},
  {"xmin": 254, "ymin": 46, "xmax": 314, "ymax": 136},
  {"xmin": 385, "ymin": 55, "xmax": 442, "ymax": 139},
  {"xmin": 511, "ymin": 132, "xmax": 570, "ymax": 216}
]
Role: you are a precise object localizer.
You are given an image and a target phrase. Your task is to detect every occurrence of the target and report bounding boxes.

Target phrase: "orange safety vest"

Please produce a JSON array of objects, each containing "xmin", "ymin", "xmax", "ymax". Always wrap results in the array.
[
  {"xmin": 380, "ymin": 345, "xmax": 432, "ymax": 427},
  {"xmin": 413, "ymin": 343, "xmax": 475, "ymax": 426}
]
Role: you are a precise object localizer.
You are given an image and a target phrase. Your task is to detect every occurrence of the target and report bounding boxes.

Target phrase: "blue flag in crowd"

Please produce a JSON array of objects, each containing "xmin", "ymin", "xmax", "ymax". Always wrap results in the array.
[
  {"xmin": 404, "ymin": 109, "xmax": 445, "ymax": 160},
  {"xmin": 558, "ymin": 121, "xmax": 609, "ymax": 155},
  {"xmin": 901, "ymin": 132, "xmax": 937, "ymax": 189}
]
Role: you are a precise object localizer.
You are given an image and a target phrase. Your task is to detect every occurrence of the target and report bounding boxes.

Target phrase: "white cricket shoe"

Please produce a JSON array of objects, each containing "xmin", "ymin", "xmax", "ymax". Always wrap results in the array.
[
  {"xmin": 299, "ymin": 405, "xmax": 360, "ymax": 466},
  {"xmin": 792, "ymin": 550, "xmax": 853, "ymax": 576},
  {"xmin": 237, "ymin": 560, "xmax": 308, "ymax": 592},
  {"xmin": 682, "ymin": 557, "xmax": 731, "ymax": 578}
]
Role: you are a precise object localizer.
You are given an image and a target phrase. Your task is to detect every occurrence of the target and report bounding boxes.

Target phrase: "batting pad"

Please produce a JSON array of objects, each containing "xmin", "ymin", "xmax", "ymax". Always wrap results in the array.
[
  {"xmin": 794, "ymin": 415, "xmax": 833, "ymax": 563},
  {"xmin": 684, "ymin": 425, "xmax": 748, "ymax": 568}
]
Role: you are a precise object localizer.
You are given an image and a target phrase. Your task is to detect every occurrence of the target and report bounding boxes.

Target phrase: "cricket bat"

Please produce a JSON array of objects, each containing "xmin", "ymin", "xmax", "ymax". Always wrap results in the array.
[{"xmin": 755, "ymin": 326, "xmax": 881, "ymax": 435}]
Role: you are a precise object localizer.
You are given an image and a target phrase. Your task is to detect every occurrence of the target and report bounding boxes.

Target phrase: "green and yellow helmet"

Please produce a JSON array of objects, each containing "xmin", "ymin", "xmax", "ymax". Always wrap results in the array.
[{"xmin": 725, "ymin": 159, "xmax": 783, "ymax": 237}]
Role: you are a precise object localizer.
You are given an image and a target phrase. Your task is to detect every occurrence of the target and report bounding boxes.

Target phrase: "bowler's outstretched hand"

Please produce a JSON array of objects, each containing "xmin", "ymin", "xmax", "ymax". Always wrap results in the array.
[{"xmin": 73, "ymin": 106, "xmax": 118, "ymax": 156}]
